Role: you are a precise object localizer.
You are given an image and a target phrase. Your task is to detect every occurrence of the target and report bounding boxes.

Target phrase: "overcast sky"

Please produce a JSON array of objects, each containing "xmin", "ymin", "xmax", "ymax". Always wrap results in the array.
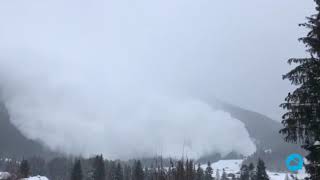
[
  {"xmin": 0, "ymin": 0, "xmax": 315, "ymax": 158},
  {"xmin": 0, "ymin": 0, "xmax": 314, "ymax": 119}
]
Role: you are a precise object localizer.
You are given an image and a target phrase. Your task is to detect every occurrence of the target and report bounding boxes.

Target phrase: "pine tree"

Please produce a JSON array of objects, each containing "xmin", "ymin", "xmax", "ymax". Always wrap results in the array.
[
  {"xmin": 106, "ymin": 161, "xmax": 116, "ymax": 180},
  {"xmin": 221, "ymin": 169, "xmax": 227, "ymax": 180},
  {"xmin": 204, "ymin": 162, "xmax": 213, "ymax": 180},
  {"xmin": 115, "ymin": 163, "xmax": 124, "ymax": 180},
  {"xmin": 175, "ymin": 160, "xmax": 185, "ymax": 180},
  {"xmin": 133, "ymin": 160, "xmax": 144, "ymax": 180},
  {"xmin": 215, "ymin": 169, "xmax": 220, "ymax": 180},
  {"xmin": 185, "ymin": 160, "xmax": 194, "ymax": 180},
  {"xmin": 196, "ymin": 163, "xmax": 204, "ymax": 180},
  {"xmin": 93, "ymin": 155, "xmax": 106, "ymax": 180},
  {"xmin": 123, "ymin": 165, "xmax": 132, "ymax": 180},
  {"xmin": 168, "ymin": 159, "xmax": 175, "ymax": 180},
  {"xmin": 256, "ymin": 159, "xmax": 269, "ymax": 180},
  {"xmin": 19, "ymin": 159, "xmax": 30, "ymax": 178},
  {"xmin": 248, "ymin": 163, "xmax": 255, "ymax": 180},
  {"xmin": 28, "ymin": 157, "xmax": 46, "ymax": 176},
  {"xmin": 71, "ymin": 160, "xmax": 83, "ymax": 180},
  {"xmin": 280, "ymin": 1, "xmax": 320, "ymax": 179},
  {"xmin": 240, "ymin": 165, "xmax": 249, "ymax": 180}
]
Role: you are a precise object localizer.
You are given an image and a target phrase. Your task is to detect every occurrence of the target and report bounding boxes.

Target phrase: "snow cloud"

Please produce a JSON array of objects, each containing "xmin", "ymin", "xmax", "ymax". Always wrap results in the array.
[{"xmin": 0, "ymin": 58, "xmax": 255, "ymax": 159}]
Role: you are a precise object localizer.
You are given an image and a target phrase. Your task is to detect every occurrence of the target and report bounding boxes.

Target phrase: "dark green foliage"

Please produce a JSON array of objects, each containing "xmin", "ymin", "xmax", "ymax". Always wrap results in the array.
[
  {"xmin": 19, "ymin": 159, "xmax": 30, "ymax": 178},
  {"xmin": 280, "ymin": 1, "xmax": 320, "ymax": 179},
  {"xmin": 255, "ymin": 159, "xmax": 269, "ymax": 180},
  {"xmin": 240, "ymin": 165, "xmax": 249, "ymax": 180},
  {"xmin": 204, "ymin": 162, "xmax": 213, "ymax": 180},
  {"xmin": 93, "ymin": 155, "xmax": 105, "ymax": 180},
  {"xmin": 175, "ymin": 160, "xmax": 184, "ymax": 180},
  {"xmin": 248, "ymin": 163, "xmax": 255, "ymax": 180},
  {"xmin": 5, "ymin": 159, "xmax": 19, "ymax": 175},
  {"xmin": 123, "ymin": 164, "xmax": 131, "ymax": 180},
  {"xmin": 196, "ymin": 163, "xmax": 204, "ymax": 180},
  {"xmin": 28, "ymin": 156, "xmax": 46, "ymax": 176},
  {"xmin": 47, "ymin": 157, "xmax": 71, "ymax": 180},
  {"xmin": 221, "ymin": 169, "xmax": 227, "ymax": 180},
  {"xmin": 167, "ymin": 159, "xmax": 176, "ymax": 180},
  {"xmin": 106, "ymin": 160, "xmax": 116, "ymax": 180},
  {"xmin": 185, "ymin": 160, "xmax": 194, "ymax": 180},
  {"xmin": 115, "ymin": 163, "xmax": 124, "ymax": 180},
  {"xmin": 71, "ymin": 160, "xmax": 83, "ymax": 180},
  {"xmin": 133, "ymin": 160, "xmax": 144, "ymax": 180}
]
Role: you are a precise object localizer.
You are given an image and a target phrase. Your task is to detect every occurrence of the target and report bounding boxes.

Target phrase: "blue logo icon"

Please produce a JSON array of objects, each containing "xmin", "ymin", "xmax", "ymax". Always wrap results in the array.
[{"xmin": 286, "ymin": 154, "xmax": 303, "ymax": 171}]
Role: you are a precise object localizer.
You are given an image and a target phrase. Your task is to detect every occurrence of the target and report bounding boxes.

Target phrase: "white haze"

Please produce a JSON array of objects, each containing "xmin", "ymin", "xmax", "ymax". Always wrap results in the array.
[
  {"xmin": 0, "ymin": 0, "xmax": 315, "ymax": 158},
  {"xmin": 0, "ymin": 58, "xmax": 256, "ymax": 159}
]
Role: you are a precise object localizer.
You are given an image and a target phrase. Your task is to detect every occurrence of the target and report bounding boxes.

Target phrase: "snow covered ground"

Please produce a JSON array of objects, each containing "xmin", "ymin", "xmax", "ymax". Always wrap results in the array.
[
  {"xmin": 22, "ymin": 176, "xmax": 49, "ymax": 180},
  {"xmin": 0, "ymin": 172, "xmax": 11, "ymax": 180},
  {"xmin": 0, "ymin": 173, "xmax": 48, "ymax": 180},
  {"xmin": 201, "ymin": 159, "xmax": 242, "ymax": 176},
  {"xmin": 200, "ymin": 159, "xmax": 308, "ymax": 180}
]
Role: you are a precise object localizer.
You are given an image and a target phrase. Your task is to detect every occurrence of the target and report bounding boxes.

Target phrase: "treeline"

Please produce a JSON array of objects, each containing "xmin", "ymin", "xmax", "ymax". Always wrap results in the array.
[
  {"xmin": 0, "ymin": 156, "xmax": 269, "ymax": 180},
  {"xmin": 239, "ymin": 159, "xmax": 269, "ymax": 180}
]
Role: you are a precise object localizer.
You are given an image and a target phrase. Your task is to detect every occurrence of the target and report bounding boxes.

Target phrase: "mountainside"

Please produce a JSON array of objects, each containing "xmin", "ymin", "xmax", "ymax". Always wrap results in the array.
[
  {"xmin": 214, "ymin": 101, "xmax": 290, "ymax": 150},
  {"xmin": 0, "ymin": 102, "xmax": 53, "ymax": 159},
  {"xmin": 206, "ymin": 99, "xmax": 304, "ymax": 171}
]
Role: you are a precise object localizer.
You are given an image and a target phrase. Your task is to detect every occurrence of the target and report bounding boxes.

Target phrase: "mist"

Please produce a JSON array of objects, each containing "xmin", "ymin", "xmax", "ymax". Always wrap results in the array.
[{"xmin": 0, "ymin": 0, "xmax": 314, "ymax": 159}]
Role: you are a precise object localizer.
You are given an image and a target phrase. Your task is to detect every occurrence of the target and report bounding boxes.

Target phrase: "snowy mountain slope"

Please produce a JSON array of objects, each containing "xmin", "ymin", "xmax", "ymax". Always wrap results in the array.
[
  {"xmin": 197, "ymin": 99, "xmax": 305, "ymax": 171},
  {"xmin": 0, "ymin": 102, "xmax": 54, "ymax": 159}
]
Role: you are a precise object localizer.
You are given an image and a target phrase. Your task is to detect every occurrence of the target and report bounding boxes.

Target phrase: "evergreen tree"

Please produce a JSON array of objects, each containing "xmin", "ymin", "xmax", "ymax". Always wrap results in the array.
[
  {"xmin": 168, "ymin": 159, "xmax": 176, "ymax": 180},
  {"xmin": 133, "ymin": 160, "xmax": 144, "ymax": 180},
  {"xmin": 185, "ymin": 160, "xmax": 194, "ymax": 180},
  {"xmin": 248, "ymin": 163, "xmax": 255, "ymax": 180},
  {"xmin": 196, "ymin": 163, "xmax": 204, "ymax": 180},
  {"xmin": 256, "ymin": 159, "xmax": 269, "ymax": 180},
  {"xmin": 221, "ymin": 169, "xmax": 227, "ymax": 180},
  {"xmin": 106, "ymin": 161, "xmax": 116, "ymax": 180},
  {"xmin": 47, "ymin": 157, "xmax": 71, "ymax": 180},
  {"xmin": 28, "ymin": 157, "xmax": 46, "ymax": 176},
  {"xmin": 19, "ymin": 159, "xmax": 30, "ymax": 178},
  {"xmin": 215, "ymin": 169, "xmax": 220, "ymax": 180},
  {"xmin": 123, "ymin": 165, "xmax": 132, "ymax": 180},
  {"xmin": 5, "ymin": 160, "xmax": 19, "ymax": 175},
  {"xmin": 280, "ymin": 1, "xmax": 320, "ymax": 179},
  {"xmin": 71, "ymin": 160, "xmax": 83, "ymax": 180},
  {"xmin": 143, "ymin": 167, "xmax": 151, "ymax": 180},
  {"xmin": 240, "ymin": 165, "xmax": 249, "ymax": 180},
  {"xmin": 93, "ymin": 155, "xmax": 106, "ymax": 180},
  {"xmin": 204, "ymin": 162, "xmax": 213, "ymax": 180},
  {"xmin": 175, "ymin": 160, "xmax": 185, "ymax": 180},
  {"xmin": 115, "ymin": 163, "xmax": 124, "ymax": 180}
]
